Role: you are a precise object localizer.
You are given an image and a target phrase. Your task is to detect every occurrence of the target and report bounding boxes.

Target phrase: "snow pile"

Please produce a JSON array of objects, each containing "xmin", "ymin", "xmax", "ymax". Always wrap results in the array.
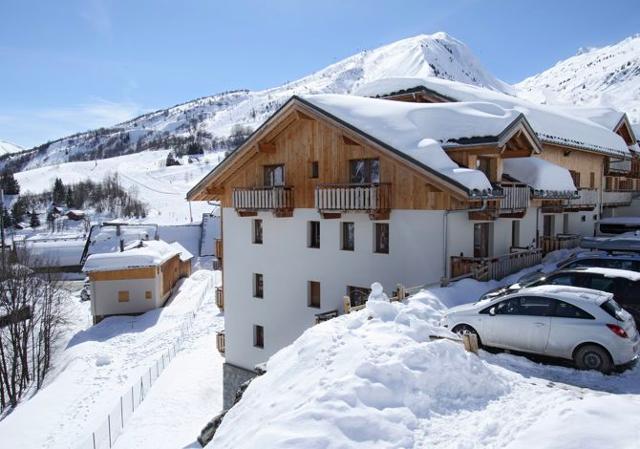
[
  {"xmin": 503, "ymin": 157, "xmax": 576, "ymax": 193},
  {"xmin": 83, "ymin": 239, "xmax": 186, "ymax": 272},
  {"xmin": 305, "ymin": 94, "xmax": 527, "ymax": 191},
  {"xmin": 209, "ymin": 292, "xmax": 510, "ymax": 449},
  {"xmin": 354, "ymin": 76, "xmax": 630, "ymax": 157}
]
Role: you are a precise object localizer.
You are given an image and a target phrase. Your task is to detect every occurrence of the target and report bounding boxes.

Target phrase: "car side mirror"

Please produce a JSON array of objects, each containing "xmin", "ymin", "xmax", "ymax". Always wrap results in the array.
[{"xmin": 489, "ymin": 307, "xmax": 496, "ymax": 316}]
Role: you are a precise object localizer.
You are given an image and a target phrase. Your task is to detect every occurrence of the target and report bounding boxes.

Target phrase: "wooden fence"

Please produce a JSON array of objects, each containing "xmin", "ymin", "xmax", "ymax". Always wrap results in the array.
[{"xmin": 450, "ymin": 248, "xmax": 543, "ymax": 281}]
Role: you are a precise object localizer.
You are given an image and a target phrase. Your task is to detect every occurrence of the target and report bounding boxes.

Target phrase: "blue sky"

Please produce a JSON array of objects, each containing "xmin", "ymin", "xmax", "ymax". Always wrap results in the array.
[{"xmin": 1, "ymin": 0, "xmax": 638, "ymax": 148}]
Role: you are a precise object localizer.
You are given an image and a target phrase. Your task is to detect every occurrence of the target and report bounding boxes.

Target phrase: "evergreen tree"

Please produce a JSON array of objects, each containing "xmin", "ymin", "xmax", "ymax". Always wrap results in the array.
[
  {"xmin": 65, "ymin": 186, "xmax": 74, "ymax": 209},
  {"xmin": 0, "ymin": 171, "xmax": 20, "ymax": 195},
  {"xmin": 52, "ymin": 178, "xmax": 65, "ymax": 205},
  {"xmin": 2, "ymin": 207, "xmax": 12, "ymax": 228},
  {"xmin": 165, "ymin": 152, "xmax": 181, "ymax": 166},
  {"xmin": 11, "ymin": 198, "xmax": 28, "ymax": 225},
  {"xmin": 29, "ymin": 210, "xmax": 40, "ymax": 228}
]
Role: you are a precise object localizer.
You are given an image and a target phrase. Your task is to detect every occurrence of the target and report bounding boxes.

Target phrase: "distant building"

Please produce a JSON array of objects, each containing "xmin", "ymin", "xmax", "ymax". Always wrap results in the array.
[
  {"xmin": 83, "ymin": 240, "xmax": 193, "ymax": 323},
  {"xmin": 65, "ymin": 210, "xmax": 86, "ymax": 221}
]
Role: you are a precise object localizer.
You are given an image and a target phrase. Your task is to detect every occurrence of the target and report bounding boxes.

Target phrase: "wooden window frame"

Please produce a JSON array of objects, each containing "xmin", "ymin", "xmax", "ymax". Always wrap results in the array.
[
  {"xmin": 118, "ymin": 290, "xmax": 130, "ymax": 302},
  {"xmin": 374, "ymin": 223, "xmax": 389, "ymax": 254},
  {"xmin": 263, "ymin": 164, "xmax": 285, "ymax": 187},
  {"xmin": 253, "ymin": 325, "xmax": 264, "ymax": 349},
  {"xmin": 347, "ymin": 285, "xmax": 371, "ymax": 308},
  {"xmin": 308, "ymin": 281, "xmax": 321, "ymax": 308},
  {"xmin": 308, "ymin": 221, "xmax": 320, "ymax": 249},
  {"xmin": 253, "ymin": 273, "xmax": 264, "ymax": 299},
  {"xmin": 145, "ymin": 290, "xmax": 152, "ymax": 300},
  {"xmin": 253, "ymin": 219, "xmax": 263, "ymax": 244},
  {"xmin": 341, "ymin": 222, "xmax": 355, "ymax": 251},
  {"xmin": 349, "ymin": 158, "xmax": 380, "ymax": 184},
  {"xmin": 310, "ymin": 161, "xmax": 319, "ymax": 179}
]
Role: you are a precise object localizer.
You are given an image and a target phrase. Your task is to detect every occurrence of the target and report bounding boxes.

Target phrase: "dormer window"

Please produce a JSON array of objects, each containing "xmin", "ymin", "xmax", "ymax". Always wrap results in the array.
[
  {"xmin": 264, "ymin": 164, "xmax": 285, "ymax": 186},
  {"xmin": 350, "ymin": 159, "xmax": 379, "ymax": 184}
]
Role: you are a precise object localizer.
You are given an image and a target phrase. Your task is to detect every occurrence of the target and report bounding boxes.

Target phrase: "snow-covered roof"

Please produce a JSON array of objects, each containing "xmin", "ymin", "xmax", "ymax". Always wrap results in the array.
[
  {"xmin": 83, "ymin": 239, "xmax": 185, "ymax": 272},
  {"xmin": 553, "ymin": 106, "xmax": 625, "ymax": 130},
  {"xmin": 502, "ymin": 157, "xmax": 576, "ymax": 194},
  {"xmin": 169, "ymin": 241, "xmax": 193, "ymax": 261},
  {"xmin": 353, "ymin": 77, "xmax": 631, "ymax": 157},
  {"xmin": 303, "ymin": 94, "xmax": 535, "ymax": 193}
]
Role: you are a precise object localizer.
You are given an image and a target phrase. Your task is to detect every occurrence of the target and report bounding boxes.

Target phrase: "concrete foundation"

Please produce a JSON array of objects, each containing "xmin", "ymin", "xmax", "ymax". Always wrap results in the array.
[{"xmin": 223, "ymin": 362, "xmax": 257, "ymax": 410}]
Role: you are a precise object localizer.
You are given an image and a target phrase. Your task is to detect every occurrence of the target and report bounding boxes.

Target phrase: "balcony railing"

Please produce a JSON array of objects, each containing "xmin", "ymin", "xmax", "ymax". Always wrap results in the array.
[
  {"xmin": 602, "ymin": 190, "xmax": 633, "ymax": 206},
  {"xmin": 232, "ymin": 186, "xmax": 294, "ymax": 213},
  {"xmin": 450, "ymin": 248, "xmax": 543, "ymax": 281},
  {"xmin": 606, "ymin": 158, "xmax": 632, "ymax": 175},
  {"xmin": 540, "ymin": 234, "xmax": 581, "ymax": 254},
  {"xmin": 216, "ymin": 331, "xmax": 225, "ymax": 355},
  {"xmin": 315, "ymin": 183, "xmax": 391, "ymax": 218},
  {"xmin": 566, "ymin": 188, "xmax": 598, "ymax": 211},
  {"xmin": 215, "ymin": 287, "xmax": 224, "ymax": 311},
  {"xmin": 497, "ymin": 184, "xmax": 530, "ymax": 212},
  {"xmin": 531, "ymin": 189, "xmax": 577, "ymax": 200}
]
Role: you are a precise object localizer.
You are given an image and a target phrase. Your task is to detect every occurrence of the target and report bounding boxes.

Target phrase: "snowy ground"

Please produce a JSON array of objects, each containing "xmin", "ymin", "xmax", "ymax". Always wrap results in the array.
[
  {"xmin": 15, "ymin": 150, "xmax": 223, "ymax": 225},
  {"xmin": 207, "ymin": 255, "xmax": 640, "ymax": 449},
  {"xmin": 0, "ymin": 269, "xmax": 220, "ymax": 449}
]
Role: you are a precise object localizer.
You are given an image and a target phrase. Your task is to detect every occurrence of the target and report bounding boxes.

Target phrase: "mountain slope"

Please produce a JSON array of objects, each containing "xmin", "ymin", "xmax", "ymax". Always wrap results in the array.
[
  {"xmin": 5, "ymin": 32, "xmax": 511, "ymax": 173},
  {"xmin": 516, "ymin": 35, "xmax": 640, "ymax": 123},
  {"xmin": 0, "ymin": 140, "xmax": 24, "ymax": 156}
]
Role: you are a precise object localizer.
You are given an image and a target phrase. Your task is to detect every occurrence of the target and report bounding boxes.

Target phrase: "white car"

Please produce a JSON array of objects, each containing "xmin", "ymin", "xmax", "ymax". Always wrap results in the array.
[{"xmin": 442, "ymin": 285, "xmax": 639, "ymax": 372}]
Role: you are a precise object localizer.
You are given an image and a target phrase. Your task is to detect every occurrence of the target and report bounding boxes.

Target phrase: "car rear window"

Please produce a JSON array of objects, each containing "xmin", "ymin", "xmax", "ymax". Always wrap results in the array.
[{"xmin": 600, "ymin": 299, "xmax": 625, "ymax": 321}]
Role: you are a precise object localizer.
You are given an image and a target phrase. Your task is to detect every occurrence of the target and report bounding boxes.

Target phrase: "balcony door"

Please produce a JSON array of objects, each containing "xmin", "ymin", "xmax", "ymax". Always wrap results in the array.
[
  {"xmin": 543, "ymin": 215, "xmax": 555, "ymax": 237},
  {"xmin": 474, "ymin": 223, "xmax": 491, "ymax": 258},
  {"xmin": 264, "ymin": 164, "xmax": 285, "ymax": 187},
  {"xmin": 350, "ymin": 159, "xmax": 380, "ymax": 184}
]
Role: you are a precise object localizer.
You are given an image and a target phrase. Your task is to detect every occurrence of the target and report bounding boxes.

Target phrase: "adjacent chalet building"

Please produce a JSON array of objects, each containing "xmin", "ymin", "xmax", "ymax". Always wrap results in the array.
[
  {"xmin": 83, "ymin": 240, "xmax": 193, "ymax": 323},
  {"xmin": 187, "ymin": 79, "xmax": 640, "ymax": 407}
]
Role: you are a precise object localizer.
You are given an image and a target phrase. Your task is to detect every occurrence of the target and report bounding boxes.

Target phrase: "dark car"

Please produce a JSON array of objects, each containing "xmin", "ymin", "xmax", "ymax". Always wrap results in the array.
[{"xmin": 481, "ymin": 267, "xmax": 640, "ymax": 327}]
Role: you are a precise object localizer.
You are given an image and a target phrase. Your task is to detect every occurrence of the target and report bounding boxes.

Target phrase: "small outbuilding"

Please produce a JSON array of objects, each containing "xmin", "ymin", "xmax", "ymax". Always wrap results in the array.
[
  {"xmin": 83, "ymin": 240, "xmax": 193, "ymax": 323},
  {"xmin": 66, "ymin": 210, "xmax": 86, "ymax": 221}
]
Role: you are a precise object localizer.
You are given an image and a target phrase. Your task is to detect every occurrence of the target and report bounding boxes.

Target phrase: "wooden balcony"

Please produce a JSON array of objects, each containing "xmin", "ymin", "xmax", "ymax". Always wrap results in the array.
[
  {"xmin": 215, "ymin": 286, "xmax": 224, "ymax": 311},
  {"xmin": 605, "ymin": 157, "xmax": 632, "ymax": 176},
  {"xmin": 602, "ymin": 190, "xmax": 633, "ymax": 207},
  {"xmin": 497, "ymin": 184, "xmax": 530, "ymax": 215},
  {"xmin": 232, "ymin": 186, "xmax": 294, "ymax": 217},
  {"xmin": 540, "ymin": 234, "xmax": 581, "ymax": 254},
  {"xmin": 315, "ymin": 183, "xmax": 391, "ymax": 219},
  {"xmin": 216, "ymin": 331, "xmax": 225, "ymax": 355},
  {"xmin": 565, "ymin": 188, "xmax": 598, "ymax": 211},
  {"xmin": 450, "ymin": 248, "xmax": 543, "ymax": 281}
]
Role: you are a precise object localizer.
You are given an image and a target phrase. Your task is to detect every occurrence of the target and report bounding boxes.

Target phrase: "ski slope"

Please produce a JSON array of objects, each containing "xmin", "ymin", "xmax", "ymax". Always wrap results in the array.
[{"xmin": 15, "ymin": 150, "xmax": 224, "ymax": 225}]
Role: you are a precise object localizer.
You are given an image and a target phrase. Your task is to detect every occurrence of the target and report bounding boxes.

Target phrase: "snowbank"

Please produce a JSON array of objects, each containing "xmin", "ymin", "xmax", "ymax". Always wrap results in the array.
[
  {"xmin": 503, "ymin": 157, "xmax": 576, "ymax": 193},
  {"xmin": 354, "ymin": 77, "xmax": 630, "ymax": 157}
]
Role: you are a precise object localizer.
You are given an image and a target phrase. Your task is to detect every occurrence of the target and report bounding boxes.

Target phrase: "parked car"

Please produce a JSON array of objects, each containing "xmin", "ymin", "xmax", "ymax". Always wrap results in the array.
[
  {"xmin": 443, "ymin": 285, "xmax": 639, "ymax": 372},
  {"xmin": 481, "ymin": 267, "xmax": 640, "ymax": 327}
]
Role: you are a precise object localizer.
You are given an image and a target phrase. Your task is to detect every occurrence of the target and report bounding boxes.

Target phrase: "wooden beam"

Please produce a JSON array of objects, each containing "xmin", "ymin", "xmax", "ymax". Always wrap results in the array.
[{"xmin": 258, "ymin": 142, "xmax": 276, "ymax": 153}]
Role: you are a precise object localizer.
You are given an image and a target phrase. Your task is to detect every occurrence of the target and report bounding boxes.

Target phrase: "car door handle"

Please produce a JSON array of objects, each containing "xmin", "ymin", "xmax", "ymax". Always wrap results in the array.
[{"xmin": 534, "ymin": 322, "xmax": 546, "ymax": 327}]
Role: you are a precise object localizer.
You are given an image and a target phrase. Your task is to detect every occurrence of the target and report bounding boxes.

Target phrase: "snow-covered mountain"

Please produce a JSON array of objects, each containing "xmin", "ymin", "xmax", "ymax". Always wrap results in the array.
[
  {"xmin": 0, "ymin": 140, "xmax": 24, "ymax": 156},
  {"xmin": 4, "ymin": 32, "xmax": 511, "ymax": 173},
  {"xmin": 516, "ymin": 35, "xmax": 640, "ymax": 123}
]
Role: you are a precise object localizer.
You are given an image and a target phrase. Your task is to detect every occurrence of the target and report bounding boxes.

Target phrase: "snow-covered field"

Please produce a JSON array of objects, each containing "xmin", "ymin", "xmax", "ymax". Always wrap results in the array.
[
  {"xmin": 0, "ymin": 269, "xmax": 221, "ymax": 449},
  {"xmin": 208, "ymin": 266, "xmax": 640, "ymax": 449},
  {"xmin": 15, "ymin": 150, "xmax": 223, "ymax": 225}
]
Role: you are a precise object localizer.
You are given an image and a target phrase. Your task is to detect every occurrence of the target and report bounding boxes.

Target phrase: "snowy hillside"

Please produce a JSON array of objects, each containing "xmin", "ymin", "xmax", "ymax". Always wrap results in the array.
[
  {"xmin": 15, "ymin": 150, "xmax": 223, "ymax": 224},
  {"xmin": 517, "ymin": 35, "xmax": 640, "ymax": 123},
  {"xmin": 6, "ymin": 32, "xmax": 511, "ymax": 173},
  {"xmin": 0, "ymin": 139, "xmax": 24, "ymax": 156}
]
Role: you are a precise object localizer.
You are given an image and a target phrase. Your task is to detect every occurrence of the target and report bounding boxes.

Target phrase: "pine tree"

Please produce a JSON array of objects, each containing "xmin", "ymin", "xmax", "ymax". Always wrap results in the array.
[
  {"xmin": 65, "ymin": 186, "xmax": 74, "ymax": 208},
  {"xmin": 29, "ymin": 210, "xmax": 40, "ymax": 228},
  {"xmin": 11, "ymin": 198, "xmax": 28, "ymax": 225},
  {"xmin": 0, "ymin": 171, "xmax": 20, "ymax": 195},
  {"xmin": 165, "ymin": 152, "xmax": 181, "ymax": 166},
  {"xmin": 2, "ymin": 207, "xmax": 12, "ymax": 228},
  {"xmin": 52, "ymin": 178, "xmax": 65, "ymax": 205}
]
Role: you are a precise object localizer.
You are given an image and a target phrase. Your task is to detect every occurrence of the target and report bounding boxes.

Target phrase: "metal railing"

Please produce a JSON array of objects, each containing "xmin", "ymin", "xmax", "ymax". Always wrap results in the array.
[
  {"xmin": 315, "ymin": 183, "xmax": 391, "ymax": 212},
  {"xmin": 450, "ymin": 248, "xmax": 543, "ymax": 281},
  {"xmin": 498, "ymin": 184, "xmax": 530, "ymax": 211},
  {"xmin": 602, "ymin": 190, "xmax": 633, "ymax": 206},
  {"xmin": 531, "ymin": 189, "xmax": 578, "ymax": 200},
  {"xmin": 232, "ymin": 186, "xmax": 294, "ymax": 211},
  {"xmin": 540, "ymin": 234, "xmax": 581, "ymax": 254},
  {"xmin": 216, "ymin": 331, "xmax": 225, "ymax": 355}
]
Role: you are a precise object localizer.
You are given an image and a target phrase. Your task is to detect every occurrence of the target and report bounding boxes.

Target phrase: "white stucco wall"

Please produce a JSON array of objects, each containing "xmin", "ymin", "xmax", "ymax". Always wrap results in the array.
[{"xmin": 91, "ymin": 275, "xmax": 163, "ymax": 318}]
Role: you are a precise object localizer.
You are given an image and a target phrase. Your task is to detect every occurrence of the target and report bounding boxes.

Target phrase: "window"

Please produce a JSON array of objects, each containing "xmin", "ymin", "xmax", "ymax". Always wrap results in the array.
[
  {"xmin": 553, "ymin": 301, "xmax": 594, "ymax": 319},
  {"xmin": 562, "ymin": 214, "xmax": 569, "ymax": 234},
  {"xmin": 569, "ymin": 170, "xmax": 581, "ymax": 188},
  {"xmin": 476, "ymin": 157, "xmax": 491, "ymax": 179},
  {"xmin": 118, "ymin": 291, "xmax": 129, "ymax": 302},
  {"xmin": 490, "ymin": 296, "xmax": 554, "ymax": 316},
  {"xmin": 511, "ymin": 220, "xmax": 520, "ymax": 248},
  {"xmin": 543, "ymin": 273, "xmax": 585, "ymax": 287},
  {"xmin": 253, "ymin": 219, "xmax": 263, "ymax": 244},
  {"xmin": 341, "ymin": 222, "xmax": 355, "ymax": 251},
  {"xmin": 145, "ymin": 290, "xmax": 152, "ymax": 300},
  {"xmin": 253, "ymin": 325, "xmax": 264, "ymax": 348},
  {"xmin": 308, "ymin": 281, "xmax": 321, "ymax": 308},
  {"xmin": 348, "ymin": 285, "xmax": 371, "ymax": 308},
  {"xmin": 473, "ymin": 223, "xmax": 491, "ymax": 258},
  {"xmin": 374, "ymin": 223, "xmax": 389, "ymax": 254},
  {"xmin": 349, "ymin": 159, "xmax": 379, "ymax": 184},
  {"xmin": 308, "ymin": 221, "xmax": 320, "ymax": 249},
  {"xmin": 543, "ymin": 215, "xmax": 554, "ymax": 237},
  {"xmin": 263, "ymin": 164, "xmax": 285, "ymax": 186},
  {"xmin": 253, "ymin": 273, "xmax": 264, "ymax": 298},
  {"xmin": 310, "ymin": 161, "xmax": 319, "ymax": 179},
  {"xmin": 589, "ymin": 172, "xmax": 595, "ymax": 189}
]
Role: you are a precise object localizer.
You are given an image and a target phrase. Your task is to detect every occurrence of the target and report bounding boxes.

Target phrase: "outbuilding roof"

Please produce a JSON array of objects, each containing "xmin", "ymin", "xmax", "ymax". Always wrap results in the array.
[{"xmin": 83, "ymin": 239, "xmax": 189, "ymax": 272}]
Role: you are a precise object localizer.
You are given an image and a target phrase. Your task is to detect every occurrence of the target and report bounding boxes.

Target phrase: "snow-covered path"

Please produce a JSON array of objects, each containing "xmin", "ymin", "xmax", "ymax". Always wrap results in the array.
[
  {"xmin": 112, "ymin": 281, "xmax": 225, "ymax": 449},
  {"xmin": 0, "ymin": 269, "xmax": 220, "ymax": 449}
]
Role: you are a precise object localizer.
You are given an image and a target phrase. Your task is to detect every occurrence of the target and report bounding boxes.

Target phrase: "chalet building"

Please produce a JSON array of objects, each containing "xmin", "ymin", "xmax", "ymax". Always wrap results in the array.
[
  {"xmin": 83, "ymin": 240, "xmax": 193, "ymax": 324},
  {"xmin": 187, "ymin": 81, "xmax": 639, "ymax": 408}
]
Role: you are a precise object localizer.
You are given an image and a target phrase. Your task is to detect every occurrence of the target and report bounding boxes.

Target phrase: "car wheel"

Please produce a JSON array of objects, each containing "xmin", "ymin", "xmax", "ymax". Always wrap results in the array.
[
  {"xmin": 574, "ymin": 344, "xmax": 613, "ymax": 373},
  {"xmin": 452, "ymin": 324, "xmax": 482, "ymax": 347}
]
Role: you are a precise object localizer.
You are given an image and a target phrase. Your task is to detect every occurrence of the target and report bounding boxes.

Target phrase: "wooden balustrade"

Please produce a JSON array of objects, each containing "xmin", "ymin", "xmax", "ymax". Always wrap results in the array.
[
  {"xmin": 602, "ymin": 190, "xmax": 633, "ymax": 206},
  {"xmin": 315, "ymin": 183, "xmax": 391, "ymax": 219},
  {"xmin": 216, "ymin": 331, "xmax": 225, "ymax": 355},
  {"xmin": 540, "ymin": 234, "xmax": 581, "ymax": 254},
  {"xmin": 232, "ymin": 186, "xmax": 294, "ymax": 216},
  {"xmin": 498, "ymin": 184, "xmax": 529, "ymax": 213},
  {"xmin": 451, "ymin": 248, "xmax": 543, "ymax": 281},
  {"xmin": 215, "ymin": 287, "xmax": 224, "ymax": 311}
]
